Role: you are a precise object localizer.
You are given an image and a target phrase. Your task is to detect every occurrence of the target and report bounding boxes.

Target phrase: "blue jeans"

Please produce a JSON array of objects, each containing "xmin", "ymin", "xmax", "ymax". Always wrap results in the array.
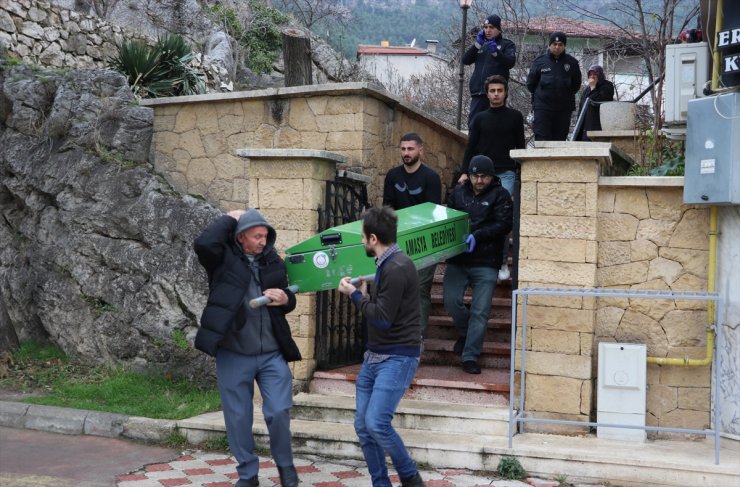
[
  {"xmin": 216, "ymin": 349, "xmax": 294, "ymax": 480},
  {"xmin": 354, "ymin": 355, "xmax": 420, "ymax": 487},
  {"xmin": 442, "ymin": 263, "xmax": 497, "ymax": 361},
  {"xmin": 497, "ymin": 170, "xmax": 516, "ymax": 265}
]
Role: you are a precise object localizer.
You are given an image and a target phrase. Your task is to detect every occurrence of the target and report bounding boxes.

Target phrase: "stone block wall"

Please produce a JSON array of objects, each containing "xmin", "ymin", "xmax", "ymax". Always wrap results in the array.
[
  {"xmin": 597, "ymin": 178, "xmax": 710, "ymax": 437},
  {"xmin": 1, "ymin": 0, "xmax": 139, "ymax": 69},
  {"xmin": 141, "ymin": 84, "xmax": 466, "ymax": 389},
  {"xmin": 141, "ymin": 84, "xmax": 466, "ymax": 209},
  {"xmin": 514, "ymin": 145, "xmax": 712, "ymax": 437},
  {"xmin": 515, "ymin": 147, "xmax": 605, "ymax": 434},
  {"xmin": 0, "ymin": 0, "xmax": 227, "ymax": 85}
]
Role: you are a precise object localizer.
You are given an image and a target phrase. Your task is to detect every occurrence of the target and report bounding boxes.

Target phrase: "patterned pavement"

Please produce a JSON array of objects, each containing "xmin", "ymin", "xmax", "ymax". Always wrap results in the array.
[{"xmin": 116, "ymin": 450, "xmax": 606, "ymax": 487}]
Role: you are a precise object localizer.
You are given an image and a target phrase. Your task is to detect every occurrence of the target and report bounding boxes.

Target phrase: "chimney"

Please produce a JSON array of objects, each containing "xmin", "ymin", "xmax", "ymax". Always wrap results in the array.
[{"xmin": 426, "ymin": 40, "xmax": 439, "ymax": 53}]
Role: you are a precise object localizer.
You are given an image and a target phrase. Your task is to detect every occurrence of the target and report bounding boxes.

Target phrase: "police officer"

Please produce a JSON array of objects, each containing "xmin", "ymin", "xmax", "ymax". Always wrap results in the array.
[{"xmin": 526, "ymin": 32, "xmax": 582, "ymax": 141}]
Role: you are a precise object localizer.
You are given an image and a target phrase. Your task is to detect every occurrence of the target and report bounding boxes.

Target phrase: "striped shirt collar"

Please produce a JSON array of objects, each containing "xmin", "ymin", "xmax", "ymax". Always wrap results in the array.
[{"xmin": 376, "ymin": 243, "xmax": 401, "ymax": 267}]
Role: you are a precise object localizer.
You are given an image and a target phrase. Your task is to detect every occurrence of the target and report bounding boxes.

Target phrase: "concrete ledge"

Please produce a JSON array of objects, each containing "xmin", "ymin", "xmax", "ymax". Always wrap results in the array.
[
  {"xmin": 599, "ymin": 176, "xmax": 684, "ymax": 187},
  {"xmin": 141, "ymin": 82, "xmax": 468, "ymax": 145},
  {"xmin": 25, "ymin": 404, "xmax": 86, "ymax": 434},
  {"xmin": 121, "ymin": 416, "xmax": 176, "ymax": 442},
  {"xmin": 84, "ymin": 411, "xmax": 128, "ymax": 437},
  {"xmin": 236, "ymin": 148, "xmax": 347, "ymax": 164},
  {"xmin": 0, "ymin": 401, "xmax": 30, "ymax": 428}
]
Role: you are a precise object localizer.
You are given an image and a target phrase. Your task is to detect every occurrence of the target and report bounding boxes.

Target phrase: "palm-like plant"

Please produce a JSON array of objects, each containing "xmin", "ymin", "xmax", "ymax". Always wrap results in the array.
[{"xmin": 109, "ymin": 34, "xmax": 206, "ymax": 98}]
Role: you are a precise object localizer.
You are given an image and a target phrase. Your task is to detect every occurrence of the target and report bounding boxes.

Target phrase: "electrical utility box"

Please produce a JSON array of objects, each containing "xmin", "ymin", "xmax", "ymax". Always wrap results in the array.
[
  {"xmin": 684, "ymin": 92, "xmax": 740, "ymax": 205},
  {"xmin": 597, "ymin": 343, "xmax": 647, "ymax": 442},
  {"xmin": 664, "ymin": 42, "xmax": 710, "ymax": 126}
]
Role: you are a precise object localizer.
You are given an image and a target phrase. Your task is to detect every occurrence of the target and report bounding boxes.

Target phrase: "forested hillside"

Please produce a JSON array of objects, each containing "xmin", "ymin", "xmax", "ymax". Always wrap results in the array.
[{"xmin": 273, "ymin": 0, "xmax": 697, "ymax": 58}]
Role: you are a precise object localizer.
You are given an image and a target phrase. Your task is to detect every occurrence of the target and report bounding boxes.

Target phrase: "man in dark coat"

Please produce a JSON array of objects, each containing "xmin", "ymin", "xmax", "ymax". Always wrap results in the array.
[
  {"xmin": 575, "ymin": 64, "xmax": 615, "ymax": 141},
  {"xmin": 463, "ymin": 14, "xmax": 517, "ymax": 127},
  {"xmin": 460, "ymin": 75, "xmax": 525, "ymax": 282},
  {"xmin": 526, "ymin": 31, "xmax": 582, "ymax": 141},
  {"xmin": 194, "ymin": 208, "xmax": 301, "ymax": 487},
  {"xmin": 444, "ymin": 156, "xmax": 513, "ymax": 374},
  {"xmin": 383, "ymin": 132, "xmax": 442, "ymax": 337}
]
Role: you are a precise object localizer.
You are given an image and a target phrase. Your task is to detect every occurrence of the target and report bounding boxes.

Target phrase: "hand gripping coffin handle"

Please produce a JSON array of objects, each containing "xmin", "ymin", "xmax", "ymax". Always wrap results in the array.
[
  {"xmin": 248, "ymin": 275, "xmax": 369, "ymax": 308},
  {"xmin": 249, "ymin": 285, "xmax": 300, "ymax": 309}
]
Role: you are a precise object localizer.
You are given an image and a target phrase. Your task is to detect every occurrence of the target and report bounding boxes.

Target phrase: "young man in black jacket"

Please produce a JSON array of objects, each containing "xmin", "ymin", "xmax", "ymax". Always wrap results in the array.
[
  {"xmin": 383, "ymin": 132, "xmax": 442, "ymax": 337},
  {"xmin": 462, "ymin": 14, "xmax": 517, "ymax": 127},
  {"xmin": 194, "ymin": 208, "xmax": 301, "ymax": 487},
  {"xmin": 444, "ymin": 156, "xmax": 513, "ymax": 374},
  {"xmin": 338, "ymin": 207, "xmax": 425, "ymax": 487},
  {"xmin": 461, "ymin": 74, "xmax": 524, "ymax": 281},
  {"xmin": 526, "ymin": 32, "xmax": 582, "ymax": 141}
]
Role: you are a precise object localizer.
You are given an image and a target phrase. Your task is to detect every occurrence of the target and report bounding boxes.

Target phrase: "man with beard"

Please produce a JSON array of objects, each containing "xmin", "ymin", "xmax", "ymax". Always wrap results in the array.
[
  {"xmin": 338, "ymin": 206, "xmax": 425, "ymax": 487},
  {"xmin": 383, "ymin": 133, "xmax": 441, "ymax": 337},
  {"xmin": 444, "ymin": 155, "xmax": 513, "ymax": 374}
]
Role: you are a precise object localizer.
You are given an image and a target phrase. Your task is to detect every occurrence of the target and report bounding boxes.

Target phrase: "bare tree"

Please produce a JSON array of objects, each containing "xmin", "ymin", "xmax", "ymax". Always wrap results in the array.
[
  {"xmin": 272, "ymin": 0, "xmax": 351, "ymax": 31},
  {"xmin": 560, "ymin": 0, "xmax": 700, "ymax": 133}
]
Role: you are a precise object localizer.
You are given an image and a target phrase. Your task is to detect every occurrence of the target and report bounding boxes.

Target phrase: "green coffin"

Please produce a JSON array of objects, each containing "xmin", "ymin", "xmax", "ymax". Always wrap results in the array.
[{"xmin": 284, "ymin": 203, "xmax": 470, "ymax": 293}]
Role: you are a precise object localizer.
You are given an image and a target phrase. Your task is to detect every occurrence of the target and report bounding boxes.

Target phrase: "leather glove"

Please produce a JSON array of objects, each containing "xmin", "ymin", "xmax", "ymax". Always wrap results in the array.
[
  {"xmin": 465, "ymin": 234, "xmax": 476, "ymax": 253},
  {"xmin": 485, "ymin": 40, "xmax": 498, "ymax": 53},
  {"xmin": 475, "ymin": 30, "xmax": 486, "ymax": 46}
]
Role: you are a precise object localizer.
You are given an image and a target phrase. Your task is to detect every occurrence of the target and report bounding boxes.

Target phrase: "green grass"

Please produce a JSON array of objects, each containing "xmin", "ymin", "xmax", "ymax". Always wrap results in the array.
[{"xmin": 1, "ymin": 341, "xmax": 221, "ymax": 420}]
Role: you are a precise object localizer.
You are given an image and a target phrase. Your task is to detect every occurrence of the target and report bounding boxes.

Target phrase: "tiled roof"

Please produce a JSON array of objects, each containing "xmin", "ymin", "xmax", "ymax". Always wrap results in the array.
[{"xmin": 504, "ymin": 16, "xmax": 626, "ymax": 38}]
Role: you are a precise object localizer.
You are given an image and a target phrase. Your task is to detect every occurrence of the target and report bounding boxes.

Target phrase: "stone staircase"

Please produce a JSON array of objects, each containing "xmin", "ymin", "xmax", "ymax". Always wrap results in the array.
[
  {"xmin": 179, "ymin": 260, "xmax": 516, "ymax": 469},
  {"xmin": 310, "ymin": 262, "xmax": 514, "ymax": 405}
]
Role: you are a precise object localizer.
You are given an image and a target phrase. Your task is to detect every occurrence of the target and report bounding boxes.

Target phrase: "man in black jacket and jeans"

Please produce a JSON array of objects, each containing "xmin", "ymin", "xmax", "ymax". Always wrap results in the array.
[
  {"xmin": 463, "ymin": 14, "xmax": 516, "ymax": 127},
  {"xmin": 526, "ymin": 32, "xmax": 582, "ymax": 141},
  {"xmin": 444, "ymin": 156, "xmax": 513, "ymax": 374},
  {"xmin": 460, "ymin": 74, "xmax": 524, "ymax": 282},
  {"xmin": 194, "ymin": 208, "xmax": 301, "ymax": 487}
]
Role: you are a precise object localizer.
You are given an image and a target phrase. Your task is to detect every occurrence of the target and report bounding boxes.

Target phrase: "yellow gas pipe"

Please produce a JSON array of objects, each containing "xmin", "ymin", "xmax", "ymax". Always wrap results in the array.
[{"xmin": 646, "ymin": 0, "xmax": 722, "ymax": 366}]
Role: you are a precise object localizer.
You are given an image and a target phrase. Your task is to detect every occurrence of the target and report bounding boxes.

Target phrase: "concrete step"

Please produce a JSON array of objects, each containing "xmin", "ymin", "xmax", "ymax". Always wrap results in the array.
[
  {"xmin": 421, "ymin": 338, "xmax": 511, "ymax": 368},
  {"xmin": 290, "ymin": 393, "xmax": 510, "ymax": 436},
  {"xmin": 424, "ymin": 315, "xmax": 511, "ymax": 341},
  {"xmin": 309, "ymin": 364, "xmax": 509, "ymax": 406}
]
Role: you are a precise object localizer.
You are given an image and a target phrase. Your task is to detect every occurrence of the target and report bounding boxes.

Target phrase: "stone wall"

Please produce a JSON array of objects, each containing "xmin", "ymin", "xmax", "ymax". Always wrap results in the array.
[
  {"xmin": 141, "ymin": 83, "xmax": 466, "ymax": 217},
  {"xmin": 0, "ymin": 0, "xmax": 227, "ymax": 86},
  {"xmin": 514, "ymin": 144, "xmax": 712, "ymax": 437},
  {"xmin": 141, "ymin": 84, "xmax": 466, "ymax": 387}
]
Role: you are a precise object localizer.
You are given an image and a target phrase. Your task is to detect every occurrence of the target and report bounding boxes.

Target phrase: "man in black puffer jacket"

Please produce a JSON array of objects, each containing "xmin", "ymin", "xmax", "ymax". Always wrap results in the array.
[
  {"xmin": 444, "ymin": 156, "xmax": 513, "ymax": 375},
  {"xmin": 463, "ymin": 14, "xmax": 517, "ymax": 127},
  {"xmin": 526, "ymin": 31, "xmax": 582, "ymax": 141},
  {"xmin": 194, "ymin": 208, "xmax": 301, "ymax": 487}
]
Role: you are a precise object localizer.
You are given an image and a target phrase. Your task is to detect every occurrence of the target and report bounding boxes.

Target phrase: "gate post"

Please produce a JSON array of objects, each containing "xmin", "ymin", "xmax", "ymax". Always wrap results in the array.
[
  {"xmin": 510, "ymin": 142, "xmax": 611, "ymax": 434},
  {"xmin": 239, "ymin": 148, "xmax": 347, "ymax": 389}
]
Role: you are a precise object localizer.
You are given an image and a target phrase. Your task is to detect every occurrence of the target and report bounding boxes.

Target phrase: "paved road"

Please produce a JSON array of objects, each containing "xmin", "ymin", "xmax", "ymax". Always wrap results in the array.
[{"xmin": 0, "ymin": 426, "xmax": 178, "ymax": 487}]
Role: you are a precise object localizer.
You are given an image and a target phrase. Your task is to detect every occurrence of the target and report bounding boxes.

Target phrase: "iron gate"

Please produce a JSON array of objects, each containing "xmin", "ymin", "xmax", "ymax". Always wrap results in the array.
[{"xmin": 314, "ymin": 174, "xmax": 371, "ymax": 369}]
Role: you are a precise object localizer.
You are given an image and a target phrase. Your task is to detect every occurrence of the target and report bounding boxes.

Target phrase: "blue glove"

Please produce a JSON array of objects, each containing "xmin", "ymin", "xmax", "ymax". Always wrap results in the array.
[
  {"xmin": 485, "ymin": 40, "xmax": 498, "ymax": 52},
  {"xmin": 475, "ymin": 30, "xmax": 486, "ymax": 45},
  {"xmin": 465, "ymin": 234, "xmax": 476, "ymax": 253}
]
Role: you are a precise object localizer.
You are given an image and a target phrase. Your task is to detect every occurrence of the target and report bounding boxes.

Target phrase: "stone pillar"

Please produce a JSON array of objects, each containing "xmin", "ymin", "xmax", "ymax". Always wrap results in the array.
[
  {"xmin": 511, "ymin": 143, "xmax": 611, "ymax": 433},
  {"xmin": 239, "ymin": 148, "xmax": 346, "ymax": 389}
]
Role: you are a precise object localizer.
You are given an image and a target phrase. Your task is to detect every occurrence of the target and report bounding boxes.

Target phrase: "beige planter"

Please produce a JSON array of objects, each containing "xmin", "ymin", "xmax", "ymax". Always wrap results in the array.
[{"xmin": 600, "ymin": 101, "xmax": 637, "ymax": 130}]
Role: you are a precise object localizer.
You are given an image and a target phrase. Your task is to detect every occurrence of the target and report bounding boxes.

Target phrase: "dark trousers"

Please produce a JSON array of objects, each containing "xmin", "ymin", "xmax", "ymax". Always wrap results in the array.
[
  {"xmin": 533, "ymin": 109, "xmax": 573, "ymax": 141},
  {"xmin": 468, "ymin": 95, "xmax": 489, "ymax": 128}
]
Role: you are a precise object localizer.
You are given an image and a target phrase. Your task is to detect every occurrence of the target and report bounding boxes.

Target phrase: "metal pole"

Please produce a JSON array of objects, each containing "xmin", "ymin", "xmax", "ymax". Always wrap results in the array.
[{"xmin": 456, "ymin": 6, "xmax": 469, "ymax": 130}]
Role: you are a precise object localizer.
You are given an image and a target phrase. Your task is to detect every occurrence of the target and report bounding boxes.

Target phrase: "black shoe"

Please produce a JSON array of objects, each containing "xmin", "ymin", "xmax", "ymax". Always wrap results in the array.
[
  {"xmin": 278, "ymin": 465, "xmax": 299, "ymax": 487},
  {"xmin": 236, "ymin": 476, "xmax": 259, "ymax": 487},
  {"xmin": 462, "ymin": 360, "xmax": 481, "ymax": 374},
  {"xmin": 453, "ymin": 336, "xmax": 465, "ymax": 356},
  {"xmin": 399, "ymin": 471, "xmax": 425, "ymax": 487}
]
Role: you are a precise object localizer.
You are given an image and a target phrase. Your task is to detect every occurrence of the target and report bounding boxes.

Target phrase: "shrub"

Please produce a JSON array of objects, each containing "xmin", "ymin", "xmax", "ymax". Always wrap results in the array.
[
  {"xmin": 496, "ymin": 455, "xmax": 527, "ymax": 479},
  {"xmin": 109, "ymin": 33, "xmax": 206, "ymax": 98}
]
